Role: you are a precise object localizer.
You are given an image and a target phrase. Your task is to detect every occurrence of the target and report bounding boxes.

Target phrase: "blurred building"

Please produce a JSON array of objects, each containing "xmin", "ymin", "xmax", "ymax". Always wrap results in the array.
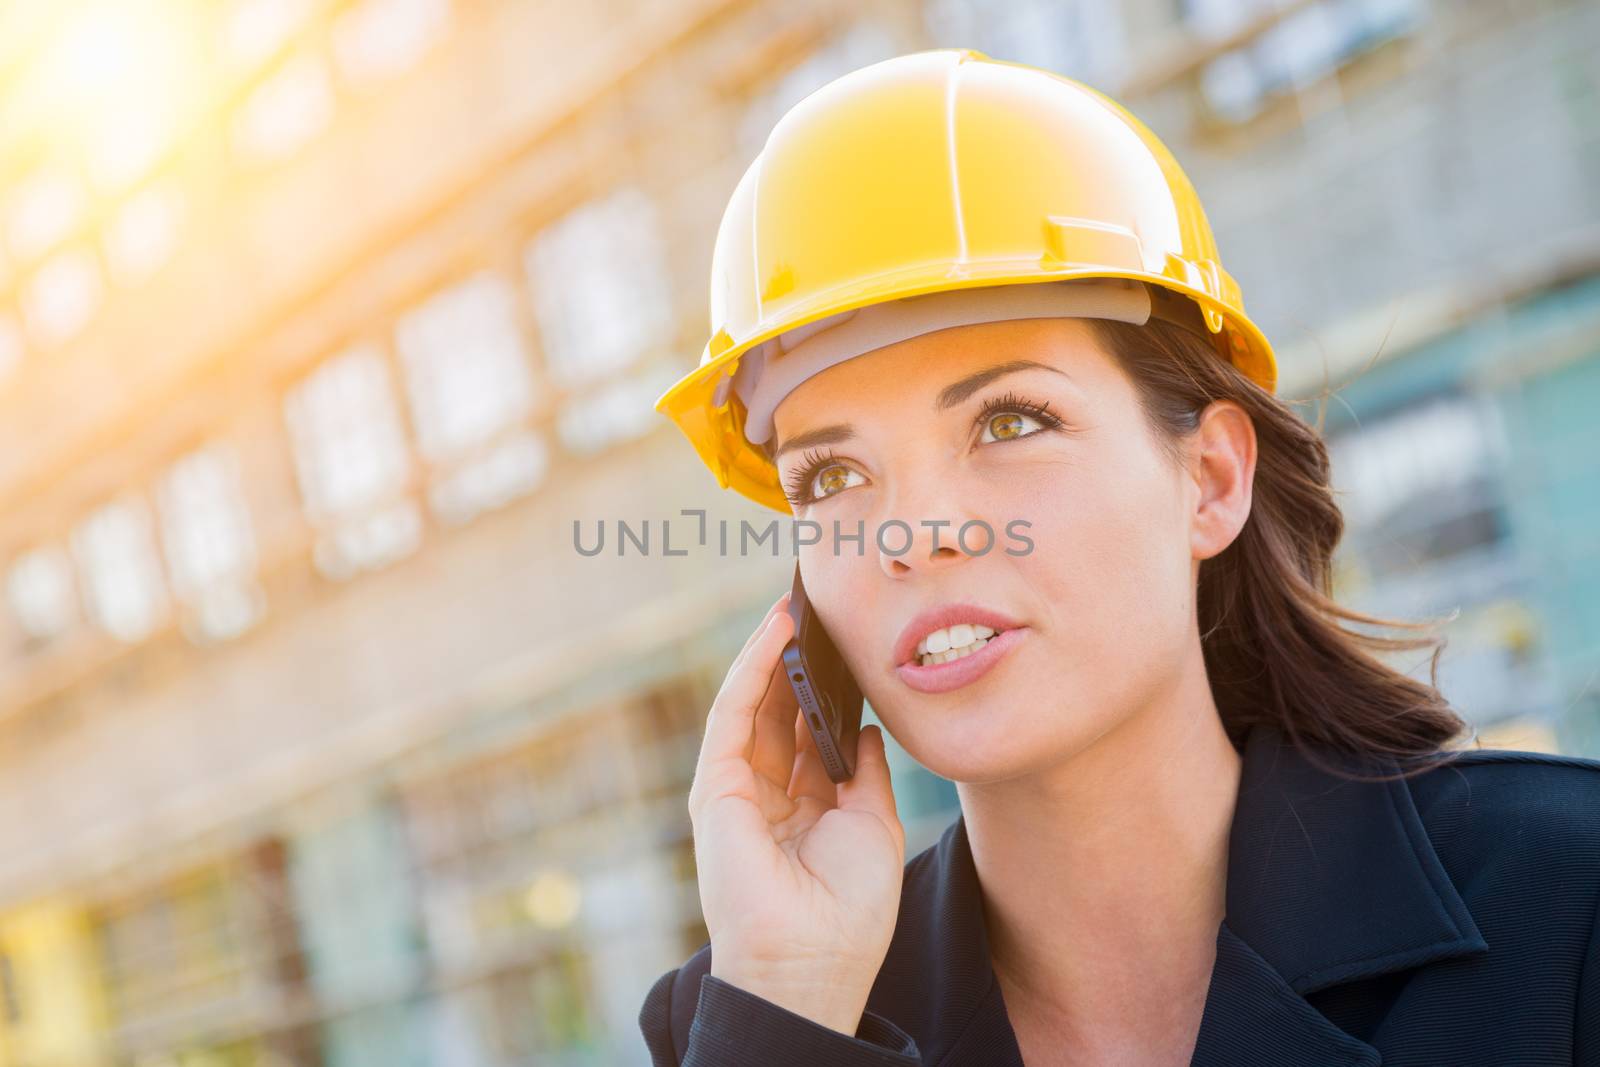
[{"xmin": 0, "ymin": 0, "xmax": 1595, "ymax": 1064}]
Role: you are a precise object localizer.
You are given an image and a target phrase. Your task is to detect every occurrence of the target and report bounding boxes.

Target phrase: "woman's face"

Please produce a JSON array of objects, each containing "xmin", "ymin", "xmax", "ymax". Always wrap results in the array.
[{"xmin": 770, "ymin": 316, "xmax": 1253, "ymax": 784}]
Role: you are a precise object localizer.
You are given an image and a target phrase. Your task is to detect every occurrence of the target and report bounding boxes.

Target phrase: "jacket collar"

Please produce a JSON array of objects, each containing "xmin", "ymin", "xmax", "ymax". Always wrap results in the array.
[{"xmin": 871, "ymin": 720, "xmax": 1489, "ymax": 1066}]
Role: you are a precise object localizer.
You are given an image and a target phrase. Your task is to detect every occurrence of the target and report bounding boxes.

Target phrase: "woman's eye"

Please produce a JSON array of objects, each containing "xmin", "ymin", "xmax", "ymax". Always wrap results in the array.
[
  {"xmin": 980, "ymin": 409, "xmax": 1047, "ymax": 443},
  {"xmin": 810, "ymin": 463, "xmax": 864, "ymax": 499}
]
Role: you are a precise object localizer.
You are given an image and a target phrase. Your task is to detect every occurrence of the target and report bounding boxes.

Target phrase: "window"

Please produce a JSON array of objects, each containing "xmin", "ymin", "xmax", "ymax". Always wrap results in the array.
[
  {"xmin": 22, "ymin": 247, "xmax": 102, "ymax": 346},
  {"xmin": 86, "ymin": 98, "xmax": 178, "ymax": 194},
  {"xmin": 1328, "ymin": 394, "xmax": 1509, "ymax": 576},
  {"xmin": 395, "ymin": 273, "xmax": 535, "ymax": 462},
  {"xmin": 395, "ymin": 272, "xmax": 546, "ymax": 522},
  {"xmin": 287, "ymin": 345, "xmax": 411, "ymax": 521},
  {"xmin": 104, "ymin": 184, "xmax": 184, "ymax": 285},
  {"xmin": 94, "ymin": 866, "xmax": 249, "ymax": 1021},
  {"xmin": 1329, "ymin": 395, "xmax": 1505, "ymax": 529},
  {"xmin": 5, "ymin": 165, "xmax": 84, "ymax": 263},
  {"xmin": 285, "ymin": 345, "xmax": 421, "ymax": 578},
  {"xmin": 157, "ymin": 444, "xmax": 265, "ymax": 642},
  {"xmin": 6, "ymin": 545, "xmax": 78, "ymax": 641},
  {"xmin": 524, "ymin": 188, "xmax": 674, "ymax": 390},
  {"xmin": 1183, "ymin": 0, "xmax": 1427, "ymax": 123},
  {"xmin": 923, "ymin": 0, "xmax": 1127, "ymax": 88},
  {"xmin": 426, "ymin": 432, "xmax": 548, "ymax": 524},
  {"xmin": 554, "ymin": 363, "xmax": 680, "ymax": 457},
  {"xmin": 333, "ymin": 0, "xmax": 452, "ymax": 88},
  {"xmin": 231, "ymin": 50, "xmax": 336, "ymax": 164},
  {"xmin": 525, "ymin": 188, "xmax": 680, "ymax": 457},
  {"xmin": 224, "ymin": 0, "xmax": 315, "ymax": 71},
  {"xmin": 72, "ymin": 495, "xmax": 170, "ymax": 643}
]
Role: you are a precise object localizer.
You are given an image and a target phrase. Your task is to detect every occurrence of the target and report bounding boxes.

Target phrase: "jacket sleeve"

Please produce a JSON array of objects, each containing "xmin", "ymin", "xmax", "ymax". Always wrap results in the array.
[
  {"xmin": 1579, "ymin": 885, "xmax": 1600, "ymax": 1065},
  {"xmin": 639, "ymin": 946, "xmax": 922, "ymax": 1066}
]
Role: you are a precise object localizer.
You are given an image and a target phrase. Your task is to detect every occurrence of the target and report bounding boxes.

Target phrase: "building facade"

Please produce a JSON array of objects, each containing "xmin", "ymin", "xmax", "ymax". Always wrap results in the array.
[{"xmin": 0, "ymin": 0, "xmax": 1595, "ymax": 1063}]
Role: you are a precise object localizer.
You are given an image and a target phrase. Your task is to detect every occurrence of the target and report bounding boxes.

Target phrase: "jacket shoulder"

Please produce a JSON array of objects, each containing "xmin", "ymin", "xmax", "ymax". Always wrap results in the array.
[
  {"xmin": 1406, "ymin": 745, "xmax": 1600, "ymax": 921},
  {"xmin": 1427, "ymin": 744, "xmax": 1600, "ymax": 776},
  {"xmin": 1407, "ymin": 744, "xmax": 1600, "ymax": 831}
]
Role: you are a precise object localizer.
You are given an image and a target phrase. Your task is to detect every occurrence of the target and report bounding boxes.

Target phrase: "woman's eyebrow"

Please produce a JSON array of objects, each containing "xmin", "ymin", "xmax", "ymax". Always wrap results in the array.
[
  {"xmin": 773, "ymin": 360, "xmax": 1069, "ymax": 461},
  {"xmin": 773, "ymin": 423, "xmax": 855, "ymax": 462},
  {"xmin": 936, "ymin": 359, "xmax": 1070, "ymax": 410}
]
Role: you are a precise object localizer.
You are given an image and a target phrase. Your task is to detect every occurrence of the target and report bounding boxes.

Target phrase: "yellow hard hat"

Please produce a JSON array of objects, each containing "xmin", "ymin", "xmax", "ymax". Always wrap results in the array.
[{"xmin": 655, "ymin": 47, "xmax": 1277, "ymax": 515}]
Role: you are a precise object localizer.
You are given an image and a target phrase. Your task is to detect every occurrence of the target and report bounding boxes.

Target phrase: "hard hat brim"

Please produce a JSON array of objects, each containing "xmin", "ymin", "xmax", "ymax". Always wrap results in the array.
[{"xmin": 656, "ymin": 267, "xmax": 1276, "ymax": 515}]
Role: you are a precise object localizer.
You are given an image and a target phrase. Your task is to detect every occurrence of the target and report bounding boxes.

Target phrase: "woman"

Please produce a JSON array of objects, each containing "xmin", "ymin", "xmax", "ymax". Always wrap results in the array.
[{"xmin": 640, "ymin": 50, "xmax": 1600, "ymax": 1066}]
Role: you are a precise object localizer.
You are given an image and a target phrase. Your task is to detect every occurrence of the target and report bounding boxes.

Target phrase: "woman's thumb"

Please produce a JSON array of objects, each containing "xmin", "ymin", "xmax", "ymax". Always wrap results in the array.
[{"xmin": 837, "ymin": 725, "xmax": 904, "ymax": 854}]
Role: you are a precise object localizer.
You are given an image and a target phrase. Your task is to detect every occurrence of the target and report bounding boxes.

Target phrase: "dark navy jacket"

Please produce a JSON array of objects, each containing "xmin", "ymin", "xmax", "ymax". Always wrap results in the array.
[{"xmin": 640, "ymin": 720, "xmax": 1600, "ymax": 1065}]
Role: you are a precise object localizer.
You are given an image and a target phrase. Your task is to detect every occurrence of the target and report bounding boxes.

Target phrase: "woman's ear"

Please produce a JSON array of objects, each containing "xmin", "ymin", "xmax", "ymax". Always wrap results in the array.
[{"xmin": 1186, "ymin": 399, "xmax": 1258, "ymax": 562}]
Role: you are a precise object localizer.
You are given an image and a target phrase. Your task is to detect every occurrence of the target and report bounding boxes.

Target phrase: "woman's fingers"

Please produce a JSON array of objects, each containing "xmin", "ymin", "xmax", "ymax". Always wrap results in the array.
[
  {"xmin": 738, "ymin": 591, "xmax": 791, "ymax": 659},
  {"xmin": 692, "ymin": 607, "xmax": 796, "ymax": 805},
  {"xmin": 722, "ymin": 593, "xmax": 790, "ymax": 702},
  {"xmin": 836, "ymin": 725, "xmax": 905, "ymax": 857},
  {"xmin": 789, "ymin": 709, "xmax": 838, "ymax": 807},
  {"xmin": 748, "ymin": 661, "xmax": 801, "ymax": 789},
  {"xmin": 728, "ymin": 592, "xmax": 794, "ymax": 773}
]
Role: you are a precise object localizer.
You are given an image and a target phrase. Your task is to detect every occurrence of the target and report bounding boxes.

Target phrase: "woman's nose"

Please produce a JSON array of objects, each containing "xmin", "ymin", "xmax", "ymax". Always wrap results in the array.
[
  {"xmin": 876, "ymin": 534, "xmax": 960, "ymax": 585},
  {"xmin": 875, "ymin": 513, "xmax": 985, "ymax": 578},
  {"xmin": 871, "ymin": 460, "xmax": 991, "ymax": 578}
]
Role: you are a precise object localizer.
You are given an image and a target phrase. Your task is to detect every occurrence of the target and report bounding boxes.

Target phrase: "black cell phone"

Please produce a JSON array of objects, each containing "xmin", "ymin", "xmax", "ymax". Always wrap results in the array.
[{"xmin": 783, "ymin": 563, "xmax": 864, "ymax": 783}]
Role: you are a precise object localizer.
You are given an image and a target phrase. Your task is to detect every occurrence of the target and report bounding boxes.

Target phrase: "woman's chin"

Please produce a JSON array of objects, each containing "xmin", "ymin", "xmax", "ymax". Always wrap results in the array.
[
  {"xmin": 887, "ymin": 723, "xmax": 1063, "ymax": 785},
  {"xmin": 880, "ymin": 703, "xmax": 1117, "ymax": 786}
]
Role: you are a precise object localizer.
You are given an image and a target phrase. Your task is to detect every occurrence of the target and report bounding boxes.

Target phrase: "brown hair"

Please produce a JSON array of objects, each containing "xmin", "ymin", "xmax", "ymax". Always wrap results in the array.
[{"xmin": 1087, "ymin": 308, "xmax": 1476, "ymax": 783}]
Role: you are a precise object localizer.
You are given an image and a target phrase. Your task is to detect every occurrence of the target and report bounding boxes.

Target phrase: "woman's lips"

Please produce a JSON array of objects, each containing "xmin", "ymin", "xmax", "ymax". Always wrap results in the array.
[
  {"xmin": 892, "ymin": 603, "xmax": 1026, "ymax": 667},
  {"xmin": 895, "ymin": 627, "xmax": 1028, "ymax": 694}
]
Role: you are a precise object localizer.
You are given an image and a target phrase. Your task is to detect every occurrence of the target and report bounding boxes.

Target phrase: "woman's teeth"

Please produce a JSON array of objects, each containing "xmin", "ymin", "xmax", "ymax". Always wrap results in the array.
[{"xmin": 916, "ymin": 623, "xmax": 999, "ymax": 666}]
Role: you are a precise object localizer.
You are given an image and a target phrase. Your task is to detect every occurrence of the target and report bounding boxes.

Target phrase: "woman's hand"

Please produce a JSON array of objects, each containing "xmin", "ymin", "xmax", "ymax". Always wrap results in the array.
[{"xmin": 687, "ymin": 591, "xmax": 907, "ymax": 1037}]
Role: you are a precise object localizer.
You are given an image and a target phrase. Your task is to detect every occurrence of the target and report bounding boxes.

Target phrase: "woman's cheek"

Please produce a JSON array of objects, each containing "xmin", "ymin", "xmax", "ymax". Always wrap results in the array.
[
  {"xmin": 804, "ymin": 544, "xmax": 877, "ymax": 663},
  {"xmin": 974, "ymin": 450, "xmax": 1077, "ymax": 521},
  {"xmin": 1021, "ymin": 492, "xmax": 1173, "ymax": 656}
]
